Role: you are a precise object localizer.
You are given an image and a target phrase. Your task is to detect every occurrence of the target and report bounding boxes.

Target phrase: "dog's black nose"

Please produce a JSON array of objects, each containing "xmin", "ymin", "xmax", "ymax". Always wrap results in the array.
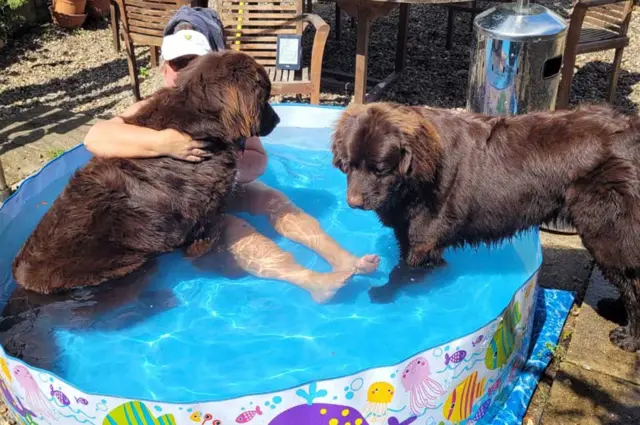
[
  {"xmin": 259, "ymin": 103, "xmax": 280, "ymax": 136},
  {"xmin": 347, "ymin": 194, "xmax": 364, "ymax": 209}
]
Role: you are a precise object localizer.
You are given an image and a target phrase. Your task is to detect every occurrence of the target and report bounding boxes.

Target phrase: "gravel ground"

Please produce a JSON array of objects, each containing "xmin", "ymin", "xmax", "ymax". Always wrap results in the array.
[
  {"xmin": 0, "ymin": 2, "xmax": 638, "ymax": 425},
  {"xmin": 1, "ymin": 1, "xmax": 639, "ymax": 120}
]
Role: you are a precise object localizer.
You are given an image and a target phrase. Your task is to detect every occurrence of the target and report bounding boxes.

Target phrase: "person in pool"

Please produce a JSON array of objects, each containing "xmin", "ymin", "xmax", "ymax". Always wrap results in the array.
[{"xmin": 83, "ymin": 7, "xmax": 380, "ymax": 302}]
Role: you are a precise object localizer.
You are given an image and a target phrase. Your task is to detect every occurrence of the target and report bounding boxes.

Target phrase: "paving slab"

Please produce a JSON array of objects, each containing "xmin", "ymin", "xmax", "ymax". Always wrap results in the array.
[
  {"xmin": 540, "ymin": 362, "xmax": 640, "ymax": 425},
  {"xmin": 0, "ymin": 106, "xmax": 95, "ymax": 187},
  {"xmin": 565, "ymin": 268, "xmax": 639, "ymax": 385}
]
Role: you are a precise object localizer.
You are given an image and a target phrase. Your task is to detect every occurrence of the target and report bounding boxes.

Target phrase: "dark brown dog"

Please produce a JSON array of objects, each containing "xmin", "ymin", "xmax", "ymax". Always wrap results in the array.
[
  {"xmin": 332, "ymin": 101, "xmax": 640, "ymax": 352},
  {"xmin": 12, "ymin": 50, "xmax": 279, "ymax": 295}
]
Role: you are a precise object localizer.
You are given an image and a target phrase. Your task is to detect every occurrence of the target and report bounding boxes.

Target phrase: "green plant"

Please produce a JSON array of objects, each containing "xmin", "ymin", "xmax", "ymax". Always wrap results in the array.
[
  {"xmin": 47, "ymin": 148, "xmax": 65, "ymax": 160},
  {"xmin": 139, "ymin": 66, "xmax": 149, "ymax": 78},
  {"xmin": 0, "ymin": 0, "xmax": 27, "ymax": 41}
]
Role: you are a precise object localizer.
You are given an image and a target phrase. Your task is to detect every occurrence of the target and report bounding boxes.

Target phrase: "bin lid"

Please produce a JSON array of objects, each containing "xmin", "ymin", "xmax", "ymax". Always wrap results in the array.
[{"xmin": 474, "ymin": 3, "xmax": 567, "ymax": 42}]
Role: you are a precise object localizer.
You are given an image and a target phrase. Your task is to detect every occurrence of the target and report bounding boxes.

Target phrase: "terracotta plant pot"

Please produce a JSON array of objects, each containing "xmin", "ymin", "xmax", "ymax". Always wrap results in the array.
[
  {"xmin": 53, "ymin": 0, "xmax": 87, "ymax": 16},
  {"xmin": 50, "ymin": 6, "xmax": 88, "ymax": 29},
  {"xmin": 87, "ymin": 0, "xmax": 110, "ymax": 18}
]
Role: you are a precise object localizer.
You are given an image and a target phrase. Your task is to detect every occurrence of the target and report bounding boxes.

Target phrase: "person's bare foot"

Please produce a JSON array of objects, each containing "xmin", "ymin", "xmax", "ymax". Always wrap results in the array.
[
  {"xmin": 304, "ymin": 270, "xmax": 354, "ymax": 303},
  {"xmin": 332, "ymin": 254, "xmax": 381, "ymax": 275}
]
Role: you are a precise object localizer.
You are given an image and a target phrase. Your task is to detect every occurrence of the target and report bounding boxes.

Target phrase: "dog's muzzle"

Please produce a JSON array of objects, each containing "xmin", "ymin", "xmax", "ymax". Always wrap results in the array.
[{"xmin": 258, "ymin": 103, "xmax": 280, "ymax": 137}]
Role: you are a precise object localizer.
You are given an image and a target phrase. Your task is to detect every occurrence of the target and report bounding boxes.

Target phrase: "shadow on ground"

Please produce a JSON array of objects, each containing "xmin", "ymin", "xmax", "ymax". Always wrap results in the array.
[
  {"xmin": 543, "ymin": 363, "xmax": 640, "ymax": 425},
  {"xmin": 570, "ymin": 61, "xmax": 640, "ymax": 114}
]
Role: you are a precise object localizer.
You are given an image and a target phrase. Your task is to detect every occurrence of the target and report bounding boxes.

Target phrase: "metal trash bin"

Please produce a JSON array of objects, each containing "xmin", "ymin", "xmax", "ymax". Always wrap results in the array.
[{"xmin": 467, "ymin": 0, "xmax": 575, "ymax": 234}]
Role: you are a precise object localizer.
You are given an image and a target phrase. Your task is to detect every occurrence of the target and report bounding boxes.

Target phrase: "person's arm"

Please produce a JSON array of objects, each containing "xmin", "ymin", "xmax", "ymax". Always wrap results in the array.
[
  {"xmin": 84, "ymin": 101, "xmax": 211, "ymax": 162},
  {"xmin": 237, "ymin": 136, "xmax": 267, "ymax": 184}
]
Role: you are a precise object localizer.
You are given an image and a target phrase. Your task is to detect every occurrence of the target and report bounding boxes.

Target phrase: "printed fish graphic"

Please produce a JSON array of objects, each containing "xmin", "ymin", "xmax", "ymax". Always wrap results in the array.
[
  {"xmin": 525, "ymin": 283, "xmax": 534, "ymax": 301},
  {"xmin": 236, "ymin": 406, "xmax": 262, "ymax": 423},
  {"xmin": 469, "ymin": 399, "xmax": 491, "ymax": 423},
  {"xmin": 50, "ymin": 385, "xmax": 70, "ymax": 406},
  {"xmin": 485, "ymin": 302, "xmax": 521, "ymax": 370},
  {"xmin": 472, "ymin": 336, "xmax": 484, "ymax": 347},
  {"xmin": 512, "ymin": 301, "xmax": 522, "ymax": 328},
  {"xmin": 75, "ymin": 397, "xmax": 89, "ymax": 405},
  {"xmin": 102, "ymin": 401, "xmax": 176, "ymax": 425},
  {"xmin": 444, "ymin": 350, "xmax": 467, "ymax": 366},
  {"xmin": 487, "ymin": 379, "xmax": 501, "ymax": 395},
  {"xmin": 442, "ymin": 371, "xmax": 486, "ymax": 423}
]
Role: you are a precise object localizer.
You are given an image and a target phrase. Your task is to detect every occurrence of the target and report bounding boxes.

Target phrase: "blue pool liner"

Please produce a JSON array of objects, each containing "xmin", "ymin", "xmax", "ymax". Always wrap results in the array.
[{"xmin": 490, "ymin": 288, "xmax": 574, "ymax": 425}]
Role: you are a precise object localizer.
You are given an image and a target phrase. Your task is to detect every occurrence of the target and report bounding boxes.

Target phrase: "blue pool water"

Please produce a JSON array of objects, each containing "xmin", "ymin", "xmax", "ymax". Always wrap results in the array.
[{"xmin": 0, "ymin": 124, "xmax": 542, "ymax": 404}]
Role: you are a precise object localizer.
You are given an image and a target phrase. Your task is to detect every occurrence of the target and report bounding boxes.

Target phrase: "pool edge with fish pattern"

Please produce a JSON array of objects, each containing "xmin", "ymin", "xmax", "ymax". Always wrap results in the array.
[{"xmin": 0, "ymin": 104, "xmax": 542, "ymax": 425}]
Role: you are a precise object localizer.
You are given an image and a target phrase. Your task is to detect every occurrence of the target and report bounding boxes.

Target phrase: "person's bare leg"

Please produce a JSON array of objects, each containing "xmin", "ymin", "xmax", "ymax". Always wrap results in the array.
[
  {"xmin": 231, "ymin": 181, "xmax": 380, "ymax": 274},
  {"xmin": 224, "ymin": 215, "xmax": 352, "ymax": 302}
]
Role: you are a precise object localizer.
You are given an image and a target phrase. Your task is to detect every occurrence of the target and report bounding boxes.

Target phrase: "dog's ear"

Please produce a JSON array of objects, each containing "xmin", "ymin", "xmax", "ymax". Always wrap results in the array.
[
  {"xmin": 332, "ymin": 104, "xmax": 368, "ymax": 171},
  {"xmin": 397, "ymin": 109, "xmax": 442, "ymax": 182},
  {"xmin": 399, "ymin": 147, "xmax": 413, "ymax": 175}
]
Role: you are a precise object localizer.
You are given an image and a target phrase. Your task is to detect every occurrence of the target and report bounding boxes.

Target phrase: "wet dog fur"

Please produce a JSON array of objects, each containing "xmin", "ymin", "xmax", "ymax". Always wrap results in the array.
[
  {"xmin": 331, "ymin": 101, "xmax": 640, "ymax": 352},
  {"xmin": 12, "ymin": 50, "xmax": 280, "ymax": 295}
]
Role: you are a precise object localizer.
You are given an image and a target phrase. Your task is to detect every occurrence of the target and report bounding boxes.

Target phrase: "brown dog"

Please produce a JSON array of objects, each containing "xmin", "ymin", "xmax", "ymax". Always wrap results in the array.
[
  {"xmin": 332, "ymin": 101, "xmax": 640, "ymax": 352},
  {"xmin": 12, "ymin": 50, "xmax": 279, "ymax": 295}
]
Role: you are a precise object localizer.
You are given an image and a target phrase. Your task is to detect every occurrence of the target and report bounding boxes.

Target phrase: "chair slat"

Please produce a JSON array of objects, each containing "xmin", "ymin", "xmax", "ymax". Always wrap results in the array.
[
  {"xmin": 234, "ymin": 42, "xmax": 278, "ymax": 49},
  {"xmin": 126, "ymin": 5, "xmax": 175, "ymax": 17},
  {"xmin": 129, "ymin": 18, "xmax": 167, "ymax": 29},
  {"xmin": 221, "ymin": 0, "xmax": 319, "ymax": 101},
  {"xmin": 226, "ymin": 19, "xmax": 299, "ymax": 27},
  {"xmin": 223, "ymin": 12, "xmax": 300, "ymax": 19},
  {"xmin": 127, "ymin": 11, "xmax": 170, "ymax": 23},
  {"xmin": 125, "ymin": 0, "xmax": 178, "ymax": 10},
  {"xmin": 243, "ymin": 50, "xmax": 278, "ymax": 57},
  {"xmin": 257, "ymin": 58, "xmax": 277, "ymax": 66},
  {"xmin": 129, "ymin": 24, "xmax": 165, "ymax": 36},
  {"xmin": 580, "ymin": 26, "xmax": 619, "ymax": 42},
  {"xmin": 224, "ymin": 27, "xmax": 297, "ymax": 35}
]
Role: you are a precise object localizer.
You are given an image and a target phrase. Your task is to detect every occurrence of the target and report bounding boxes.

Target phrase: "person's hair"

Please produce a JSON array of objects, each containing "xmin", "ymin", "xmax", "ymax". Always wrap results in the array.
[
  {"xmin": 173, "ymin": 21, "xmax": 194, "ymax": 33},
  {"xmin": 172, "ymin": 19, "xmax": 227, "ymax": 49}
]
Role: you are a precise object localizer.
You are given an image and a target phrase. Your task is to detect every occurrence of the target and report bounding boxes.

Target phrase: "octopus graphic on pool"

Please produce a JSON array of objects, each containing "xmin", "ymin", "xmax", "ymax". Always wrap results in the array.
[{"xmin": 400, "ymin": 357, "xmax": 446, "ymax": 415}]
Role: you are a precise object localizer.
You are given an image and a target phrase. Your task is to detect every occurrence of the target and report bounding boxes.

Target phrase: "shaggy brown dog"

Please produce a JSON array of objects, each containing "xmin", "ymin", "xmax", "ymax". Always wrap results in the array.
[
  {"xmin": 12, "ymin": 50, "xmax": 279, "ymax": 295},
  {"xmin": 332, "ymin": 101, "xmax": 640, "ymax": 352}
]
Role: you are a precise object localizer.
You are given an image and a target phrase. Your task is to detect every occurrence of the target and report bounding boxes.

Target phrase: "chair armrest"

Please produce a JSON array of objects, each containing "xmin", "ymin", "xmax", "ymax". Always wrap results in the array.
[
  {"xmin": 575, "ymin": 0, "xmax": 628, "ymax": 9},
  {"xmin": 301, "ymin": 13, "xmax": 330, "ymax": 34},
  {"xmin": 301, "ymin": 13, "xmax": 330, "ymax": 88}
]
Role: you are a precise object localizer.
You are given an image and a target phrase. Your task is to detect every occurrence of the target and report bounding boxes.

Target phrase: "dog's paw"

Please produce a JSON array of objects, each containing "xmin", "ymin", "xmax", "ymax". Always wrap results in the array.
[
  {"xmin": 406, "ymin": 251, "xmax": 446, "ymax": 269},
  {"xmin": 609, "ymin": 326, "xmax": 640, "ymax": 352},
  {"xmin": 185, "ymin": 239, "xmax": 213, "ymax": 258}
]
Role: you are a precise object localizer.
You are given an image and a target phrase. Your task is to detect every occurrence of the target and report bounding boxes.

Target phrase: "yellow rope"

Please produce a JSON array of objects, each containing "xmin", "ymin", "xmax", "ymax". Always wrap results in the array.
[{"xmin": 235, "ymin": 1, "xmax": 244, "ymax": 49}]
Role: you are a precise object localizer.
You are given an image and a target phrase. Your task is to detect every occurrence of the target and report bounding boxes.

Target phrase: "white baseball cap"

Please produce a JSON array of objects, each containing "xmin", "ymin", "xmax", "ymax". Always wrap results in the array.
[{"xmin": 161, "ymin": 29, "xmax": 212, "ymax": 61}]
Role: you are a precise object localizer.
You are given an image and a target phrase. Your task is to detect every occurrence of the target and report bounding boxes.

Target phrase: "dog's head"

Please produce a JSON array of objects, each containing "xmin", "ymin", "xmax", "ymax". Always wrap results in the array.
[
  {"xmin": 174, "ymin": 50, "xmax": 280, "ymax": 142},
  {"xmin": 331, "ymin": 103, "xmax": 442, "ymax": 211}
]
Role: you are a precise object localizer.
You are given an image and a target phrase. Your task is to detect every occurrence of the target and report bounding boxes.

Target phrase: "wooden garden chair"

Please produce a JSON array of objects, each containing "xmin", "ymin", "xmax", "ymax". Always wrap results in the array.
[
  {"xmin": 115, "ymin": 0, "xmax": 196, "ymax": 100},
  {"xmin": 443, "ymin": 0, "xmax": 511, "ymax": 50},
  {"xmin": 218, "ymin": 0, "xmax": 330, "ymax": 104},
  {"xmin": 556, "ymin": 0, "xmax": 636, "ymax": 108}
]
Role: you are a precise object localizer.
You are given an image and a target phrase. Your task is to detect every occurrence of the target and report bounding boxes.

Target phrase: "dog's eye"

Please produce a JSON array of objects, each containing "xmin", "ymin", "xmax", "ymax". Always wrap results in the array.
[{"xmin": 372, "ymin": 165, "xmax": 388, "ymax": 176}]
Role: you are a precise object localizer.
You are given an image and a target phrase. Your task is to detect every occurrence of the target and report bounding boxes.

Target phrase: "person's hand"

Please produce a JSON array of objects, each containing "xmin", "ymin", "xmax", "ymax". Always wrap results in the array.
[{"xmin": 158, "ymin": 129, "xmax": 212, "ymax": 162}]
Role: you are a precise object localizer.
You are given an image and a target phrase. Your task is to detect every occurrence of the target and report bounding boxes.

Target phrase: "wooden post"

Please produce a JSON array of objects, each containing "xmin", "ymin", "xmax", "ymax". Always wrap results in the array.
[
  {"xmin": 395, "ymin": 4, "xmax": 409, "ymax": 73},
  {"xmin": 354, "ymin": 12, "xmax": 371, "ymax": 104},
  {"xmin": 0, "ymin": 160, "xmax": 10, "ymax": 202}
]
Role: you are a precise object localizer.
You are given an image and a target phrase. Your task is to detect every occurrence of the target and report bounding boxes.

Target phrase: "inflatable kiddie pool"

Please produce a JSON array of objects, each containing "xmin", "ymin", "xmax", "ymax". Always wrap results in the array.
[{"xmin": 0, "ymin": 104, "xmax": 543, "ymax": 425}]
